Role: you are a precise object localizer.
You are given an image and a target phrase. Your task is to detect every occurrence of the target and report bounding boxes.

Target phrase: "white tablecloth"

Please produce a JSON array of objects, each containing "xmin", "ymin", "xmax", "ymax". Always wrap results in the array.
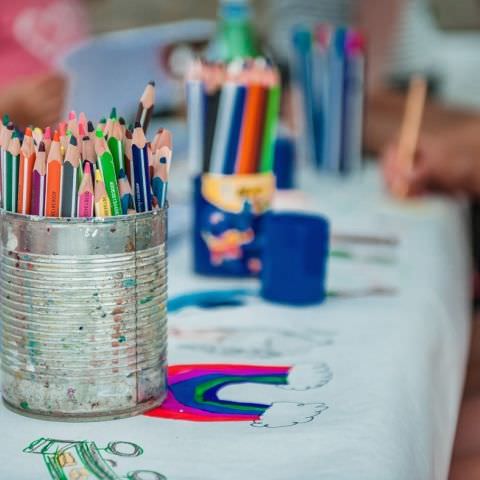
[{"xmin": 0, "ymin": 166, "xmax": 471, "ymax": 480}]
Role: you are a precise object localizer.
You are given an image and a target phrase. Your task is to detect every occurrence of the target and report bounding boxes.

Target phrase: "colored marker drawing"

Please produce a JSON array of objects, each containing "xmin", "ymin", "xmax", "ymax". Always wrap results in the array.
[
  {"xmin": 170, "ymin": 326, "xmax": 334, "ymax": 358},
  {"xmin": 145, "ymin": 363, "xmax": 331, "ymax": 428},
  {"xmin": 24, "ymin": 438, "xmax": 166, "ymax": 480}
]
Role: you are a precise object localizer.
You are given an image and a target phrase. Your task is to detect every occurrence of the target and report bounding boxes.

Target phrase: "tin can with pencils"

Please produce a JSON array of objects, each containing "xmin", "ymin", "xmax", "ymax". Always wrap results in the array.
[{"xmin": 0, "ymin": 209, "xmax": 168, "ymax": 421}]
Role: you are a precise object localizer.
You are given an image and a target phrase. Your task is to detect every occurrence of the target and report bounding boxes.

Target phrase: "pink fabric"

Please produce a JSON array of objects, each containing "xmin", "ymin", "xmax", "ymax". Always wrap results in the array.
[{"xmin": 0, "ymin": 0, "xmax": 88, "ymax": 88}]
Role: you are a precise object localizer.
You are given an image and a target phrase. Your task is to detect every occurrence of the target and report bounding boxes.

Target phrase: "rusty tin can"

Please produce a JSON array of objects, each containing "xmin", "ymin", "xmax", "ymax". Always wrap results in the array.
[{"xmin": 0, "ymin": 209, "xmax": 167, "ymax": 421}]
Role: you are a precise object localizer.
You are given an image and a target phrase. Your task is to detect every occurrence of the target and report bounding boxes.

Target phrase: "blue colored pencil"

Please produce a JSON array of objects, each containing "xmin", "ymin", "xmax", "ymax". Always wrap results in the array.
[
  {"xmin": 131, "ymin": 123, "xmax": 152, "ymax": 212},
  {"xmin": 223, "ymin": 85, "xmax": 246, "ymax": 174}
]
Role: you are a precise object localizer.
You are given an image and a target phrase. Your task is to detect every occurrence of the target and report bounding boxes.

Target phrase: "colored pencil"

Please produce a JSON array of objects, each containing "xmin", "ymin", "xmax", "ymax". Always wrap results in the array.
[
  {"xmin": 61, "ymin": 135, "xmax": 80, "ymax": 217},
  {"xmin": 67, "ymin": 111, "xmax": 78, "ymax": 138},
  {"xmin": 78, "ymin": 112, "xmax": 88, "ymax": 132},
  {"xmin": 43, "ymin": 126, "xmax": 52, "ymax": 157},
  {"xmin": 152, "ymin": 157, "xmax": 168, "ymax": 208},
  {"xmin": 0, "ymin": 122, "xmax": 14, "ymax": 209},
  {"xmin": 118, "ymin": 117, "xmax": 126, "ymax": 138},
  {"xmin": 59, "ymin": 121, "xmax": 68, "ymax": 154},
  {"xmin": 259, "ymin": 70, "xmax": 281, "ymax": 172},
  {"xmin": 77, "ymin": 162, "xmax": 94, "ymax": 218},
  {"xmin": 45, "ymin": 131, "xmax": 62, "ymax": 217},
  {"xmin": 4, "ymin": 131, "xmax": 20, "ymax": 212},
  {"xmin": 17, "ymin": 128, "xmax": 36, "ymax": 214},
  {"xmin": 87, "ymin": 121, "xmax": 95, "ymax": 142},
  {"xmin": 31, "ymin": 142, "xmax": 46, "ymax": 216},
  {"xmin": 94, "ymin": 169, "xmax": 111, "ymax": 217},
  {"xmin": 81, "ymin": 134, "xmax": 96, "ymax": 183},
  {"xmin": 203, "ymin": 83, "xmax": 221, "ymax": 173},
  {"xmin": 235, "ymin": 79, "xmax": 267, "ymax": 173},
  {"xmin": 397, "ymin": 76, "xmax": 427, "ymax": 174},
  {"xmin": 95, "ymin": 129, "xmax": 122, "ymax": 216},
  {"xmin": 135, "ymin": 81, "xmax": 155, "ymax": 133},
  {"xmin": 32, "ymin": 127, "xmax": 43, "ymax": 150},
  {"xmin": 223, "ymin": 84, "xmax": 246, "ymax": 174},
  {"xmin": 124, "ymin": 128, "xmax": 134, "ymax": 194},
  {"xmin": 131, "ymin": 123, "xmax": 152, "ymax": 212},
  {"xmin": 108, "ymin": 119, "xmax": 125, "ymax": 175},
  {"xmin": 186, "ymin": 62, "xmax": 205, "ymax": 175},
  {"xmin": 118, "ymin": 170, "xmax": 135, "ymax": 215}
]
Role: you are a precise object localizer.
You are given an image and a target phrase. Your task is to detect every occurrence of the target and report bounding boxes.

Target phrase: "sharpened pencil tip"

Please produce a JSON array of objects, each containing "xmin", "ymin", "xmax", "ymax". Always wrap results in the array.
[
  {"xmin": 95, "ymin": 128, "xmax": 104, "ymax": 139},
  {"xmin": 148, "ymin": 80, "xmax": 155, "ymax": 86},
  {"xmin": 38, "ymin": 141, "xmax": 45, "ymax": 152},
  {"xmin": 110, "ymin": 107, "xmax": 117, "ymax": 119},
  {"xmin": 69, "ymin": 135, "xmax": 77, "ymax": 146},
  {"xmin": 2, "ymin": 114, "xmax": 9, "ymax": 126},
  {"xmin": 134, "ymin": 121, "xmax": 141, "ymax": 129},
  {"xmin": 119, "ymin": 117, "xmax": 126, "ymax": 125},
  {"xmin": 87, "ymin": 121, "xmax": 95, "ymax": 132}
]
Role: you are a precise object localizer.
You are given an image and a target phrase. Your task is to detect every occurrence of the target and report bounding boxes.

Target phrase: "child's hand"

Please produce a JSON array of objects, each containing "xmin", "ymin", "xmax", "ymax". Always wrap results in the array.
[
  {"xmin": 382, "ymin": 121, "xmax": 480, "ymax": 198},
  {"xmin": 0, "ymin": 73, "xmax": 66, "ymax": 129}
]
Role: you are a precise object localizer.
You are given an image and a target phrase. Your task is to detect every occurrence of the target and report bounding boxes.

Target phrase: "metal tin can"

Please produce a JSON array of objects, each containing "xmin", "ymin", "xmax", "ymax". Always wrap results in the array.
[{"xmin": 0, "ymin": 209, "xmax": 167, "ymax": 421}]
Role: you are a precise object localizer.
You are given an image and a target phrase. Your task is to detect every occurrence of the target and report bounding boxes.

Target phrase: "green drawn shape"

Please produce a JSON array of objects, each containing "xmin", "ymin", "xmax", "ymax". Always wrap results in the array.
[{"xmin": 24, "ymin": 438, "xmax": 165, "ymax": 480}]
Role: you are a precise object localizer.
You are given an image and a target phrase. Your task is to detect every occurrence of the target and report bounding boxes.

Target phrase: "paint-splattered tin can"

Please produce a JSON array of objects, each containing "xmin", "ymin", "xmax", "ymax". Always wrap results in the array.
[{"xmin": 0, "ymin": 209, "xmax": 167, "ymax": 421}]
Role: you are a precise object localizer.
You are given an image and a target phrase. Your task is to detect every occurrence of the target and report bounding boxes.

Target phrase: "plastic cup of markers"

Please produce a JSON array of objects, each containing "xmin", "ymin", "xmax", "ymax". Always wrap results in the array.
[{"xmin": 0, "ymin": 208, "xmax": 168, "ymax": 421}]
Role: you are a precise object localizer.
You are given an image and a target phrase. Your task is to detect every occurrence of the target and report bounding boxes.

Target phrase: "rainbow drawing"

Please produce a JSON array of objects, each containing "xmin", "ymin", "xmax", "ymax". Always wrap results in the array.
[{"xmin": 145, "ymin": 364, "xmax": 290, "ymax": 422}]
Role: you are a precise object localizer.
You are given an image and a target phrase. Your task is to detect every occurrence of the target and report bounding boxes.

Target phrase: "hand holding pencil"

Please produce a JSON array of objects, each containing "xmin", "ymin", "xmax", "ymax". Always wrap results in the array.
[{"xmin": 382, "ymin": 76, "xmax": 480, "ymax": 197}]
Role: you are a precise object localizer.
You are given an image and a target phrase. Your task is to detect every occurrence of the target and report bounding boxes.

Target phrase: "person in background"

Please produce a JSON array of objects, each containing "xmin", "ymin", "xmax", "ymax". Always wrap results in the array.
[{"xmin": 0, "ymin": 0, "xmax": 89, "ymax": 128}]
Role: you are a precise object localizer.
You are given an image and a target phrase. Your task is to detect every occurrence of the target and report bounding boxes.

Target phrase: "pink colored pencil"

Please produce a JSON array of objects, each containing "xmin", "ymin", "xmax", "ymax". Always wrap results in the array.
[{"xmin": 77, "ymin": 161, "xmax": 94, "ymax": 217}]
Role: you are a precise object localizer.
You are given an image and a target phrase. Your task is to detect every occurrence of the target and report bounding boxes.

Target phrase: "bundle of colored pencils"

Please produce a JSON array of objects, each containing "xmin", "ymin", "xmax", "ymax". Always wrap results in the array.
[
  {"xmin": 292, "ymin": 25, "xmax": 365, "ymax": 174},
  {"xmin": 0, "ymin": 82, "xmax": 173, "ymax": 218},
  {"xmin": 186, "ymin": 58, "xmax": 281, "ymax": 176}
]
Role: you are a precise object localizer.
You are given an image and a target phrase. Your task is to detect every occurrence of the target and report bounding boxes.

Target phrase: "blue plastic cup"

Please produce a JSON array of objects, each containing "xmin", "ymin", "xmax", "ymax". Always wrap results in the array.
[{"xmin": 260, "ymin": 212, "xmax": 329, "ymax": 305}]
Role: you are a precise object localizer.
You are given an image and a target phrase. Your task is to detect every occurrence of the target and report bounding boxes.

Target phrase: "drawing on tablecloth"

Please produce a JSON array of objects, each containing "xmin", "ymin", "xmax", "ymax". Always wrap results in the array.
[
  {"xmin": 145, "ymin": 363, "xmax": 331, "ymax": 428},
  {"xmin": 24, "ymin": 437, "xmax": 166, "ymax": 480},
  {"xmin": 170, "ymin": 326, "xmax": 335, "ymax": 358}
]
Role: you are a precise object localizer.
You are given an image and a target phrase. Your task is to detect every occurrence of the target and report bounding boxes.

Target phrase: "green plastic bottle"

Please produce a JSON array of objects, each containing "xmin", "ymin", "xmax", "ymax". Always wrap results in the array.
[{"xmin": 207, "ymin": 0, "xmax": 259, "ymax": 61}]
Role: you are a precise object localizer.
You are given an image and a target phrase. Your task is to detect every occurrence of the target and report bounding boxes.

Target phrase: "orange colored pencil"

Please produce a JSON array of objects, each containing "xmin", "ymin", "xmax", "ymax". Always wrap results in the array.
[
  {"xmin": 45, "ymin": 131, "xmax": 62, "ymax": 217},
  {"xmin": 235, "ymin": 82, "xmax": 267, "ymax": 174},
  {"xmin": 17, "ymin": 128, "xmax": 36, "ymax": 214}
]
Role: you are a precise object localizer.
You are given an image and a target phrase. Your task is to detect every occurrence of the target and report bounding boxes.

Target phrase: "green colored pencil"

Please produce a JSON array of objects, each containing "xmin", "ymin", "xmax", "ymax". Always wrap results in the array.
[
  {"xmin": 259, "ymin": 82, "xmax": 281, "ymax": 173},
  {"xmin": 108, "ymin": 120, "xmax": 125, "ymax": 175},
  {"xmin": 95, "ymin": 130, "xmax": 122, "ymax": 216},
  {"xmin": 5, "ymin": 131, "xmax": 20, "ymax": 212}
]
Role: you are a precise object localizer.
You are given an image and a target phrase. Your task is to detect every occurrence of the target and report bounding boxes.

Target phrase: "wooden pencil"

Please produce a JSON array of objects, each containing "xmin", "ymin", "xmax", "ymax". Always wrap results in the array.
[
  {"xmin": 43, "ymin": 126, "xmax": 52, "ymax": 157},
  {"xmin": 67, "ymin": 111, "xmax": 78, "ymax": 138},
  {"xmin": 95, "ymin": 129, "xmax": 122, "ymax": 216},
  {"xmin": 94, "ymin": 168, "xmax": 111, "ymax": 217},
  {"xmin": 131, "ymin": 123, "xmax": 152, "ymax": 212},
  {"xmin": 77, "ymin": 161, "xmax": 94, "ymax": 217},
  {"xmin": 5, "ymin": 131, "xmax": 20, "ymax": 212},
  {"xmin": 108, "ymin": 119, "xmax": 125, "ymax": 175},
  {"xmin": 135, "ymin": 81, "xmax": 155, "ymax": 133},
  {"xmin": 235, "ymin": 73, "xmax": 267, "ymax": 173},
  {"xmin": 31, "ymin": 141, "xmax": 46, "ymax": 216},
  {"xmin": 61, "ymin": 135, "xmax": 80, "ymax": 217},
  {"xmin": 396, "ymin": 76, "xmax": 427, "ymax": 195},
  {"xmin": 118, "ymin": 170, "xmax": 135, "ymax": 214},
  {"xmin": 45, "ymin": 131, "xmax": 63, "ymax": 217},
  {"xmin": 0, "ymin": 123, "xmax": 14, "ymax": 209},
  {"xmin": 17, "ymin": 128, "xmax": 36, "ymax": 214}
]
